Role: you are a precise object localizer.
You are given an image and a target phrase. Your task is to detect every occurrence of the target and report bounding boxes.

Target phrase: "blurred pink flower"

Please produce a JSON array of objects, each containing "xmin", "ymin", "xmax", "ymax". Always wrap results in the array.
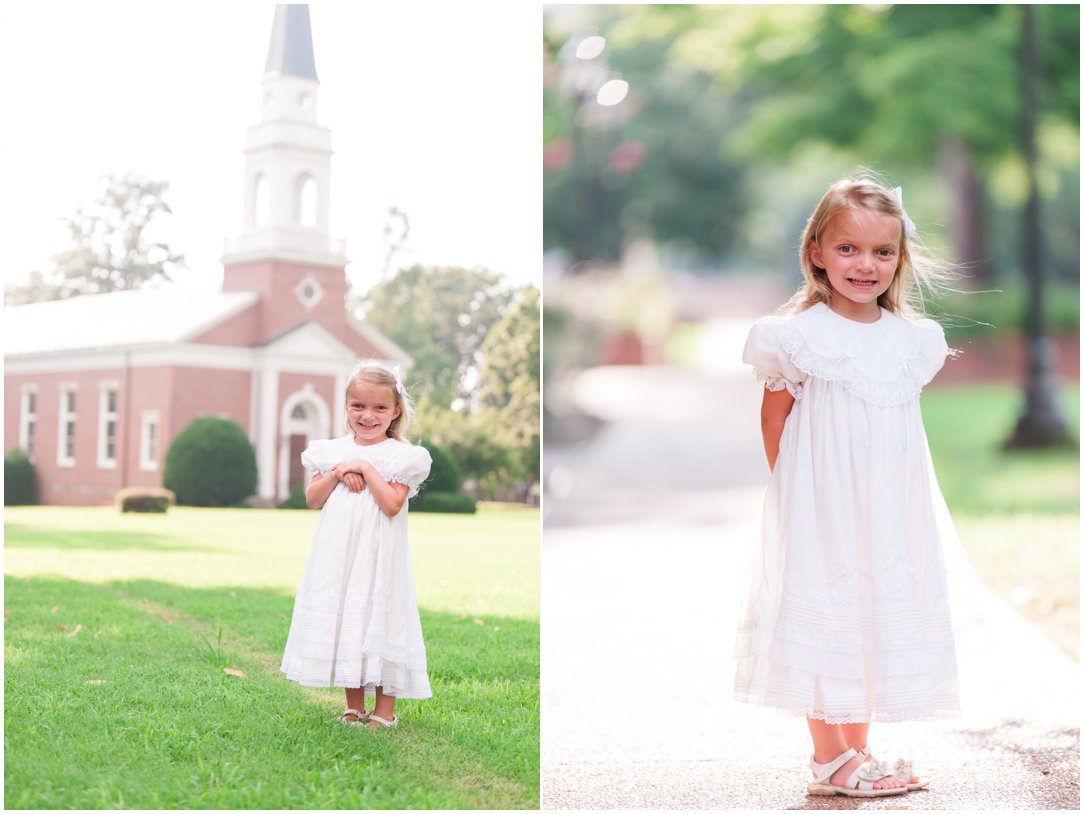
[
  {"xmin": 609, "ymin": 141, "xmax": 646, "ymax": 174},
  {"xmin": 544, "ymin": 139, "xmax": 574, "ymax": 172}
]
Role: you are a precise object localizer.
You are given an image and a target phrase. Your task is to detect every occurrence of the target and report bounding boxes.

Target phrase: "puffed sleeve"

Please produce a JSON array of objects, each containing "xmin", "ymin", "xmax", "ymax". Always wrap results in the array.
[
  {"xmin": 300, "ymin": 439, "xmax": 335, "ymax": 480},
  {"xmin": 742, "ymin": 318, "xmax": 807, "ymax": 399},
  {"xmin": 914, "ymin": 317, "xmax": 949, "ymax": 386},
  {"xmin": 388, "ymin": 444, "xmax": 433, "ymax": 499}
]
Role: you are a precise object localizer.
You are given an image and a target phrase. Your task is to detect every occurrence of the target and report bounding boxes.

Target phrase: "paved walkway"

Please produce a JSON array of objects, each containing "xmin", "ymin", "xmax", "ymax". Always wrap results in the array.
[{"xmin": 542, "ymin": 316, "xmax": 1081, "ymax": 810}]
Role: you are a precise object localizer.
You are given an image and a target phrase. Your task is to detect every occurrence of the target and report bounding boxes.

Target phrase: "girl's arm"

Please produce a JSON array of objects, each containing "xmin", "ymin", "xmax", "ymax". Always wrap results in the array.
[
  {"xmin": 305, "ymin": 471, "xmax": 341, "ymax": 509},
  {"xmin": 305, "ymin": 470, "xmax": 366, "ymax": 509},
  {"xmin": 332, "ymin": 460, "xmax": 410, "ymax": 517},
  {"xmin": 760, "ymin": 387, "xmax": 795, "ymax": 472}
]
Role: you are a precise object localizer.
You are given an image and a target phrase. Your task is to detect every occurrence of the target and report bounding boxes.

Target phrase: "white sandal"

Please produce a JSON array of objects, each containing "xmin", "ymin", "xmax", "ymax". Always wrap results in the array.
[
  {"xmin": 808, "ymin": 748, "xmax": 907, "ymax": 797},
  {"xmin": 339, "ymin": 708, "xmax": 369, "ymax": 726},
  {"xmin": 857, "ymin": 746, "xmax": 929, "ymax": 790},
  {"xmin": 367, "ymin": 713, "xmax": 398, "ymax": 728}
]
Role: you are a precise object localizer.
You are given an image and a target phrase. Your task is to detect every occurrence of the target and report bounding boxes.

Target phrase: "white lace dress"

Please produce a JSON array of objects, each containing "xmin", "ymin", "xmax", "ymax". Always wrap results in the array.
[
  {"xmin": 280, "ymin": 435, "xmax": 433, "ymax": 698},
  {"xmin": 735, "ymin": 303, "xmax": 984, "ymax": 723}
]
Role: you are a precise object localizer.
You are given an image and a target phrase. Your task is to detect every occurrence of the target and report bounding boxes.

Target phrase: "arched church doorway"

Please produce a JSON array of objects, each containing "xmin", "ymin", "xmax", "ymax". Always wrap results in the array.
[{"xmin": 278, "ymin": 387, "xmax": 330, "ymax": 502}]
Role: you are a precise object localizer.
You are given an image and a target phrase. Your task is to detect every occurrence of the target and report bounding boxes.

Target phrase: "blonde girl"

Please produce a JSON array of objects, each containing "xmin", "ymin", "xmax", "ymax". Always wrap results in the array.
[
  {"xmin": 281, "ymin": 361, "xmax": 433, "ymax": 729},
  {"xmin": 737, "ymin": 175, "xmax": 983, "ymax": 796}
]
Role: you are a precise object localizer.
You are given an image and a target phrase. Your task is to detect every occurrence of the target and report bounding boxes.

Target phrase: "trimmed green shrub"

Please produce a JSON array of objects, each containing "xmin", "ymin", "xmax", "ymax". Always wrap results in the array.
[
  {"xmin": 411, "ymin": 490, "xmax": 477, "ymax": 514},
  {"xmin": 163, "ymin": 417, "xmax": 257, "ymax": 507},
  {"xmin": 116, "ymin": 487, "xmax": 175, "ymax": 513},
  {"xmin": 409, "ymin": 441, "xmax": 475, "ymax": 513},
  {"xmin": 423, "ymin": 443, "xmax": 463, "ymax": 493},
  {"xmin": 278, "ymin": 483, "xmax": 308, "ymax": 510},
  {"xmin": 4, "ymin": 448, "xmax": 37, "ymax": 506}
]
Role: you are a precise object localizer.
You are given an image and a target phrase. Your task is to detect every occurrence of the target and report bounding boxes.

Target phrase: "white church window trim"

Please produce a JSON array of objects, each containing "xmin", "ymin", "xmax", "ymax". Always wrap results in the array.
[
  {"xmin": 57, "ymin": 385, "xmax": 77, "ymax": 468},
  {"xmin": 19, "ymin": 385, "xmax": 37, "ymax": 461},
  {"xmin": 140, "ymin": 411, "xmax": 161, "ymax": 472},
  {"xmin": 96, "ymin": 382, "xmax": 119, "ymax": 470},
  {"xmin": 294, "ymin": 274, "xmax": 324, "ymax": 309}
]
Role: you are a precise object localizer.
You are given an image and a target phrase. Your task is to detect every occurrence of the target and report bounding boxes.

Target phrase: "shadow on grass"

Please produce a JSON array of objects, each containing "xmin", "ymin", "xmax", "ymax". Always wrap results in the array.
[
  {"xmin": 4, "ymin": 574, "xmax": 539, "ymax": 810},
  {"xmin": 4, "ymin": 524, "xmax": 196, "ymax": 553}
]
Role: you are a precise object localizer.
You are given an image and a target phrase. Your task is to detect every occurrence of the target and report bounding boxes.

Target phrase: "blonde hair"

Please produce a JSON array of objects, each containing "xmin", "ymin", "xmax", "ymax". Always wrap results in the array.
[
  {"xmin": 783, "ymin": 172, "xmax": 952, "ymax": 320},
  {"xmin": 343, "ymin": 360, "xmax": 415, "ymax": 441}
]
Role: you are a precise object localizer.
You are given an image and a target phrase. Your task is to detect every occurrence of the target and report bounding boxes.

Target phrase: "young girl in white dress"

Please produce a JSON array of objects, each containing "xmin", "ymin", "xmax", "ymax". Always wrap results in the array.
[
  {"xmin": 281, "ymin": 360, "xmax": 433, "ymax": 730},
  {"xmin": 737, "ymin": 176, "xmax": 984, "ymax": 797}
]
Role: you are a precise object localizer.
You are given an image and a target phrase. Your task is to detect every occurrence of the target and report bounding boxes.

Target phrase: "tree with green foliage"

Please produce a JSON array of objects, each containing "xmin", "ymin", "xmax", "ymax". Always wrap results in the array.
[
  {"xmin": 544, "ymin": 7, "xmax": 749, "ymax": 267},
  {"xmin": 477, "ymin": 285, "xmax": 540, "ymax": 497},
  {"xmin": 5, "ymin": 172, "xmax": 185, "ymax": 305},
  {"xmin": 355, "ymin": 265, "xmax": 514, "ymax": 409},
  {"xmin": 543, "ymin": 5, "xmax": 1079, "ymax": 278}
]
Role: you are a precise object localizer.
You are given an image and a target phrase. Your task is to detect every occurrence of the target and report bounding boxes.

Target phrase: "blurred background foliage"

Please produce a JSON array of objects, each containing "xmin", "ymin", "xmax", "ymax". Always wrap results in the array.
[{"xmin": 544, "ymin": 4, "xmax": 1079, "ymax": 286}]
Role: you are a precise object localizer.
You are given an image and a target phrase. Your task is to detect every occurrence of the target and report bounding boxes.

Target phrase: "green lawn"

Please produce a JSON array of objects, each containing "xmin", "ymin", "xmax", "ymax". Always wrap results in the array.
[
  {"xmin": 4, "ymin": 504, "xmax": 539, "ymax": 809},
  {"xmin": 922, "ymin": 383, "xmax": 1079, "ymax": 661}
]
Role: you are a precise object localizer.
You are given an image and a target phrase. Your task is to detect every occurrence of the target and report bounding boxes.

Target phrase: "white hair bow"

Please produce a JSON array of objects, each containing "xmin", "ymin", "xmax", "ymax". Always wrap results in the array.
[
  {"xmin": 392, "ymin": 364, "xmax": 405, "ymax": 396},
  {"xmin": 890, "ymin": 186, "xmax": 917, "ymax": 238}
]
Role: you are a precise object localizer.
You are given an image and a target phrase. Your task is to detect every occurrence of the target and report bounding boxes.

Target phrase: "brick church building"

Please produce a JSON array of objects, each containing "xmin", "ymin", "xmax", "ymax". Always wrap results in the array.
[{"xmin": 4, "ymin": 5, "xmax": 409, "ymax": 506}]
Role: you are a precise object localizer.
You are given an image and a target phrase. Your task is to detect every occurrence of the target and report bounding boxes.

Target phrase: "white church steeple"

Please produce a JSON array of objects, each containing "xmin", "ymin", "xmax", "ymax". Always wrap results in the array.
[{"xmin": 223, "ymin": 4, "xmax": 346, "ymax": 267}]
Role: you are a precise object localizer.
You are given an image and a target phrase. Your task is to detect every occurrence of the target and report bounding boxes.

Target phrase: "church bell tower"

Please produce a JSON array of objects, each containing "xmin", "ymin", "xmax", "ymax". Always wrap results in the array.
[{"xmin": 221, "ymin": 4, "xmax": 350, "ymax": 344}]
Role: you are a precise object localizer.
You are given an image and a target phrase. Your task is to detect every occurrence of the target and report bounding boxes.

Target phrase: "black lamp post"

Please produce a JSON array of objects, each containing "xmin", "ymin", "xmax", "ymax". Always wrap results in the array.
[{"xmin": 1005, "ymin": 5, "xmax": 1072, "ymax": 449}]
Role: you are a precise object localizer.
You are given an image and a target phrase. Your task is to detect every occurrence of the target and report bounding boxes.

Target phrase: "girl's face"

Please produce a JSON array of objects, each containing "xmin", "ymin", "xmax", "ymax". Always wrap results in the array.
[
  {"xmin": 809, "ymin": 208, "xmax": 901, "ymax": 321},
  {"xmin": 346, "ymin": 379, "xmax": 401, "ymax": 445}
]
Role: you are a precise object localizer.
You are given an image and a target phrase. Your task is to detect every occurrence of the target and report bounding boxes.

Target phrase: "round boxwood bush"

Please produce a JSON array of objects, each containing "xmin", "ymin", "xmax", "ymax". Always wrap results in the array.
[
  {"xmin": 410, "ymin": 441, "xmax": 476, "ymax": 513},
  {"xmin": 164, "ymin": 417, "xmax": 257, "ymax": 507},
  {"xmin": 423, "ymin": 443, "xmax": 463, "ymax": 493},
  {"xmin": 4, "ymin": 448, "xmax": 37, "ymax": 505}
]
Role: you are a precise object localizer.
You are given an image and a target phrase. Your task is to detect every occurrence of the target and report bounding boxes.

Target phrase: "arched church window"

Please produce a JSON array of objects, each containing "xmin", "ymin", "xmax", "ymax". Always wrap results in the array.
[
  {"xmin": 298, "ymin": 175, "xmax": 318, "ymax": 227},
  {"xmin": 254, "ymin": 174, "xmax": 270, "ymax": 226},
  {"xmin": 291, "ymin": 403, "xmax": 308, "ymax": 421}
]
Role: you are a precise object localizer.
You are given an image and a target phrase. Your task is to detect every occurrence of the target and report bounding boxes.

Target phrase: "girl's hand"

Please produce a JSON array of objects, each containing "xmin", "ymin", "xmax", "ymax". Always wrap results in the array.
[
  {"xmin": 332, "ymin": 459, "xmax": 365, "ymax": 477},
  {"xmin": 341, "ymin": 472, "xmax": 365, "ymax": 493}
]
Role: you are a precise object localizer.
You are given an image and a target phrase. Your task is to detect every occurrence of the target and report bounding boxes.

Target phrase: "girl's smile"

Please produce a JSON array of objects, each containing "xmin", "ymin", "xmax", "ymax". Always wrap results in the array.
[
  {"xmin": 346, "ymin": 380, "xmax": 401, "ymax": 446},
  {"xmin": 809, "ymin": 208, "xmax": 901, "ymax": 322}
]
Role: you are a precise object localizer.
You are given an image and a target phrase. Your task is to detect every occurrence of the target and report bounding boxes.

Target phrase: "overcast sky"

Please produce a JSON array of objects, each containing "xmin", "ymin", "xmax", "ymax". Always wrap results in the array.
[{"xmin": 3, "ymin": 3, "xmax": 538, "ymax": 294}]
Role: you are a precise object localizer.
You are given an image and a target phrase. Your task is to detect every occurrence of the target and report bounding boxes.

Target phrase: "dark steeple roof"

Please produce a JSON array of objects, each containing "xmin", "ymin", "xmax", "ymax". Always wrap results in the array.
[{"xmin": 264, "ymin": 4, "xmax": 318, "ymax": 81}]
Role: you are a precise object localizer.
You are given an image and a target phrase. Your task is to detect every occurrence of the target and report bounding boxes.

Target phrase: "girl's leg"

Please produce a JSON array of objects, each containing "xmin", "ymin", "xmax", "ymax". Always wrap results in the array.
[
  {"xmin": 840, "ymin": 721, "xmax": 870, "ymax": 754},
  {"xmin": 807, "ymin": 717, "xmax": 903, "ymax": 790},
  {"xmin": 343, "ymin": 687, "xmax": 368, "ymax": 721},
  {"xmin": 368, "ymin": 686, "xmax": 397, "ymax": 728}
]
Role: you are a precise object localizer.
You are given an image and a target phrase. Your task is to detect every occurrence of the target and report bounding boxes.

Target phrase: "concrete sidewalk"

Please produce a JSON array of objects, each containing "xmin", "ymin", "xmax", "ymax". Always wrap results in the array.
[{"xmin": 542, "ymin": 320, "xmax": 1081, "ymax": 810}]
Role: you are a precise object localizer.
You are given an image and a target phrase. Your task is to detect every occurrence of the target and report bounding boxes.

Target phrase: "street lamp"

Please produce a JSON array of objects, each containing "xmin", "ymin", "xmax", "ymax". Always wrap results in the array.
[{"xmin": 556, "ymin": 29, "xmax": 629, "ymax": 268}]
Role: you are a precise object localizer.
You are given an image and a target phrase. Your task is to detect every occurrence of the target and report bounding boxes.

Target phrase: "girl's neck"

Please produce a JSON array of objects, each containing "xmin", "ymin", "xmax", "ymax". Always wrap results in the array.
[{"xmin": 826, "ymin": 297, "xmax": 881, "ymax": 324}]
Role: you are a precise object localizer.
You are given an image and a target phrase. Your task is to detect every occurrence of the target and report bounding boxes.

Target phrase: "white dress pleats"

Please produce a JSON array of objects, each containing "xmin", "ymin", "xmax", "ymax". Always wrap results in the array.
[
  {"xmin": 280, "ymin": 435, "xmax": 433, "ymax": 698},
  {"xmin": 735, "ymin": 303, "xmax": 984, "ymax": 723}
]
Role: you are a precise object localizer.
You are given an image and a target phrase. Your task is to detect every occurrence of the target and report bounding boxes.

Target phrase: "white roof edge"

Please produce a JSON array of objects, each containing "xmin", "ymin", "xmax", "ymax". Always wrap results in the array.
[
  {"xmin": 177, "ymin": 289, "xmax": 262, "ymax": 341},
  {"xmin": 346, "ymin": 313, "xmax": 414, "ymax": 369}
]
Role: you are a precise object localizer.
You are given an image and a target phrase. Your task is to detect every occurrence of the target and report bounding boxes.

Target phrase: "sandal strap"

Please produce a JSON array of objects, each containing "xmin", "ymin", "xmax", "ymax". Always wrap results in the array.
[
  {"xmin": 340, "ymin": 708, "xmax": 366, "ymax": 719},
  {"xmin": 368, "ymin": 714, "xmax": 397, "ymax": 727},
  {"xmin": 809, "ymin": 748, "xmax": 857, "ymax": 784},
  {"xmin": 846, "ymin": 759, "xmax": 892, "ymax": 791}
]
